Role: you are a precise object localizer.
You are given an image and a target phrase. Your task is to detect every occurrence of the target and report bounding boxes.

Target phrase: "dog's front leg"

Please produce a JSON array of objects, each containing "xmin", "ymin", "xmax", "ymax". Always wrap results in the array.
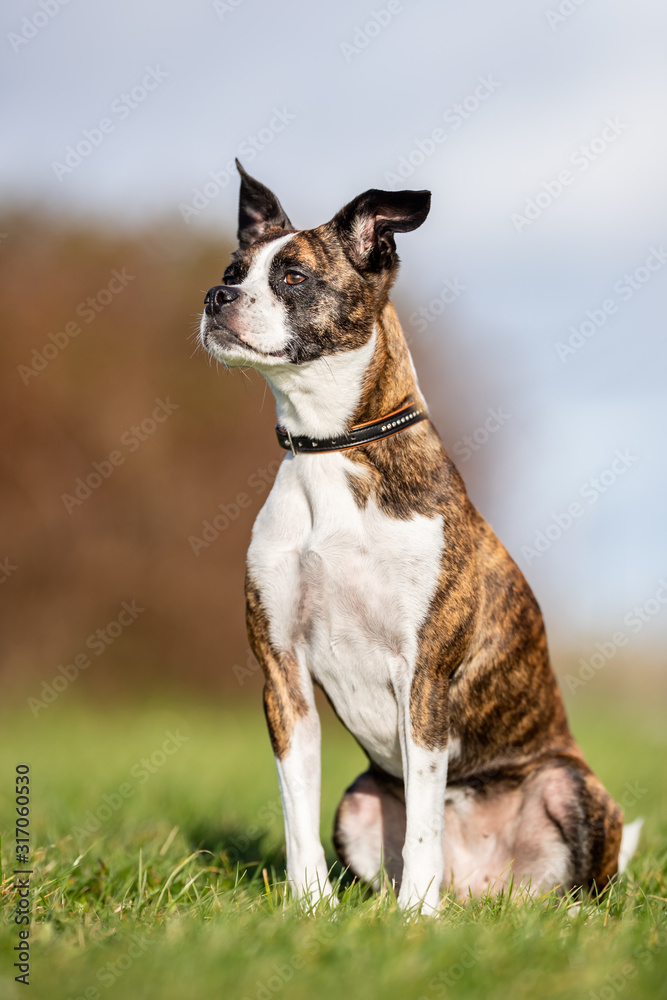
[
  {"xmin": 247, "ymin": 579, "xmax": 333, "ymax": 904},
  {"xmin": 396, "ymin": 671, "xmax": 449, "ymax": 915},
  {"xmin": 272, "ymin": 700, "xmax": 335, "ymax": 905}
]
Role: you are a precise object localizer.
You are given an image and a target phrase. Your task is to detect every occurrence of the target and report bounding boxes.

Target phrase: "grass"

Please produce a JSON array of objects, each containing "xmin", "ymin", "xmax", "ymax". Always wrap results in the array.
[{"xmin": 1, "ymin": 693, "xmax": 666, "ymax": 1000}]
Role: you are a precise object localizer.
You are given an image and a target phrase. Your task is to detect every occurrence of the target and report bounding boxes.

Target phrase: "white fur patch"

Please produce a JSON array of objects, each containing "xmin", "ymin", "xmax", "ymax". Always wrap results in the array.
[
  {"xmin": 265, "ymin": 331, "xmax": 377, "ymax": 437},
  {"xmin": 618, "ymin": 817, "xmax": 643, "ymax": 873},
  {"xmin": 275, "ymin": 712, "xmax": 335, "ymax": 902},
  {"xmin": 234, "ymin": 233, "xmax": 296, "ymax": 355},
  {"xmin": 398, "ymin": 741, "xmax": 449, "ymax": 912},
  {"xmin": 247, "ymin": 450, "xmax": 444, "ymax": 779},
  {"xmin": 200, "ymin": 232, "xmax": 296, "ymax": 365}
]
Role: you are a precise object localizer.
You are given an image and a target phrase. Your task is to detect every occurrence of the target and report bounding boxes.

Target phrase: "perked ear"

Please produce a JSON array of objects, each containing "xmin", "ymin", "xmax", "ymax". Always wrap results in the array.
[
  {"xmin": 236, "ymin": 159, "xmax": 293, "ymax": 248},
  {"xmin": 332, "ymin": 188, "xmax": 431, "ymax": 268}
]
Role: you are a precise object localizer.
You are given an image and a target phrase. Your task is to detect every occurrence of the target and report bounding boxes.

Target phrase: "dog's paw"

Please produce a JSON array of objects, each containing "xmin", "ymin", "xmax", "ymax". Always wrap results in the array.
[
  {"xmin": 289, "ymin": 865, "xmax": 338, "ymax": 911},
  {"xmin": 293, "ymin": 879, "xmax": 338, "ymax": 911},
  {"xmin": 397, "ymin": 880, "xmax": 442, "ymax": 917}
]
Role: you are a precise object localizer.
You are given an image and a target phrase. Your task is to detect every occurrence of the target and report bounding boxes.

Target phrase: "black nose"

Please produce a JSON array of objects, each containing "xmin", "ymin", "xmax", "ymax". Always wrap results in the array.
[{"xmin": 204, "ymin": 284, "xmax": 239, "ymax": 314}]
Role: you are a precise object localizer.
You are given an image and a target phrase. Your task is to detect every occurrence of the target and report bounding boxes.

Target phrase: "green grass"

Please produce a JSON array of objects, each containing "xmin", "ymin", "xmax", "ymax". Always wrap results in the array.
[{"xmin": 1, "ymin": 695, "xmax": 666, "ymax": 1000}]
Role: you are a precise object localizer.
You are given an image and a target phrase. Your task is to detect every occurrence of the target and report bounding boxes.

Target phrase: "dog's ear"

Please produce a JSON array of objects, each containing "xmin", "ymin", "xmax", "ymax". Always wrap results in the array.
[
  {"xmin": 331, "ymin": 188, "xmax": 431, "ymax": 270},
  {"xmin": 236, "ymin": 159, "xmax": 293, "ymax": 249}
]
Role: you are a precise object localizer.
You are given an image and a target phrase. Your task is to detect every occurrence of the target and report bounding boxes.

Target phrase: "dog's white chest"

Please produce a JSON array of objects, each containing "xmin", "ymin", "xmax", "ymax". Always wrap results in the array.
[{"xmin": 247, "ymin": 453, "xmax": 444, "ymax": 777}]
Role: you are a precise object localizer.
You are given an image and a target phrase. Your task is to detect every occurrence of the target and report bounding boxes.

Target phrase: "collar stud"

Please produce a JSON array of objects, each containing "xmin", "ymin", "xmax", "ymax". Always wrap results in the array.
[{"xmin": 275, "ymin": 403, "xmax": 426, "ymax": 455}]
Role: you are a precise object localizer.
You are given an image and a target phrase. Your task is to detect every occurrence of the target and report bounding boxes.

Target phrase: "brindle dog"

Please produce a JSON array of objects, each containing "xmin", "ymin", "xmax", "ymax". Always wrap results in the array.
[{"xmin": 200, "ymin": 162, "xmax": 634, "ymax": 913}]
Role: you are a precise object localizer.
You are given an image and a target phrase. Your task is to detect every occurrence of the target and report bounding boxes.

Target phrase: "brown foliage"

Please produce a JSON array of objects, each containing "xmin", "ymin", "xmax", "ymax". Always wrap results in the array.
[{"xmin": 0, "ymin": 212, "xmax": 281, "ymax": 699}]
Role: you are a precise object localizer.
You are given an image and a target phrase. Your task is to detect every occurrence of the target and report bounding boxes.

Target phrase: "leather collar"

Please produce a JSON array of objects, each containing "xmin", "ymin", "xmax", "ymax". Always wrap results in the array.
[{"xmin": 275, "ymin": 403, "xmax": 426, "ymax": 455}]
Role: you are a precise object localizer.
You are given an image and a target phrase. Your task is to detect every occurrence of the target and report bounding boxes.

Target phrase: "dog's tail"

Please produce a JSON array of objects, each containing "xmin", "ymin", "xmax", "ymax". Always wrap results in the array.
[{"xmin": 618, "ymin": 817, "xmax": 643, "ymax": 874}]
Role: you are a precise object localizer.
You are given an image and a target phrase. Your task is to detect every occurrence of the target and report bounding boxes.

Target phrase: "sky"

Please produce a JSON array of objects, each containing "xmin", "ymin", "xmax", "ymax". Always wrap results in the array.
[{"xmin": 3, "ymin": 0, "xmax": 666, "ymax": 660}]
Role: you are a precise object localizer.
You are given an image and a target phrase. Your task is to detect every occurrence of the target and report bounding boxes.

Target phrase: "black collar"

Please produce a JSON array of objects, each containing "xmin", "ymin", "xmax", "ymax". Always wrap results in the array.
[{"xmin": 275, "ymin": 403, "xmax": 427, "ymax": 454}]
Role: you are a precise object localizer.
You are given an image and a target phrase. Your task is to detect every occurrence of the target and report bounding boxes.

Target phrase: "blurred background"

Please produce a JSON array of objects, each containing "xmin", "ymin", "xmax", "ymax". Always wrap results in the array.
[{"xmin": 1, "ymin": 0, "xmax": 666, "ymax": 710}]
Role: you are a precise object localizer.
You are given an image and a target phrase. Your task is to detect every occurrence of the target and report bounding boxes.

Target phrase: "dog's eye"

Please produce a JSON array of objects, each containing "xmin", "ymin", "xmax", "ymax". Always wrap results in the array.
[
  {"xmin": 283, "ymin": 271, "xmax": 307, "ymax": 285},
  {"xmin": 222, "ymin": 274, "xmax": 236, "ymax": 285}
]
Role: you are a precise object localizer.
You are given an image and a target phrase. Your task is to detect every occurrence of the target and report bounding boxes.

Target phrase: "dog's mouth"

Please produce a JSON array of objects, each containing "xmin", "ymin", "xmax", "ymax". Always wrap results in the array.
[{"xmin": 201, "ymin": 318, "xmax": 286, "ymax": 362}]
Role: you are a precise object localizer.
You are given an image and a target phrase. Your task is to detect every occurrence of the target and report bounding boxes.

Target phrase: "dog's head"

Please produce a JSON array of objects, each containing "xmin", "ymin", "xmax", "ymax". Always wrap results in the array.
[{"xmin": 200, "ymin": 161, "xmax": 430, "ymax": 369}]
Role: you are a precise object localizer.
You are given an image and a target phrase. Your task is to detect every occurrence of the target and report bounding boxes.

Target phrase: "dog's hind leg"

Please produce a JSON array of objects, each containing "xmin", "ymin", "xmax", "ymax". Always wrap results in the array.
[
  {"xmin": 443, "ymin": 761, "xmax": 625, "ymax": 897},
  {"xmin": 333, "ymin": 768, "xmax": 406, "ymax": 890},
  {"xmin": 538, "ymin": 761, "xmax": 624, "ymax": 891},
  {"xmin": 334, "ymin": 759, "xmax": 625, "ymax": 899}
]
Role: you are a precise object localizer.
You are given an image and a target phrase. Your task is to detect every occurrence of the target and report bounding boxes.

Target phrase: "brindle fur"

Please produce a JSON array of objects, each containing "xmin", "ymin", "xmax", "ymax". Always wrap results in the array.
[{"xmin": 246, "ymin": 574, "xmax": 308, "ymax": 759}]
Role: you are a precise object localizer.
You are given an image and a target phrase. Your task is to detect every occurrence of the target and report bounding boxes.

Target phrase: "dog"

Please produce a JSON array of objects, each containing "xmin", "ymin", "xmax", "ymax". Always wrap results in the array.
[{"xmin": 200, "ymin": 161, "xmax": 639, "ymax": 913}]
